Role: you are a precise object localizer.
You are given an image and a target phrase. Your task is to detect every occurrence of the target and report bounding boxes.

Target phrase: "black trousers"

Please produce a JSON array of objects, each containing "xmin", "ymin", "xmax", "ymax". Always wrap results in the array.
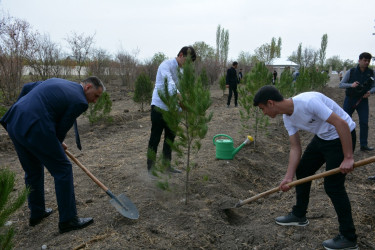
[
  {"xmin": 292, "ymin": 130, "xmax": 357, "ymax": 241},
  {"xmin": 227, "ymin": 83, "xmax": 238, "ymax": 106},
  {"xmin": 147, "ymin": 105, "xmax": 175, "ymax": 170}
]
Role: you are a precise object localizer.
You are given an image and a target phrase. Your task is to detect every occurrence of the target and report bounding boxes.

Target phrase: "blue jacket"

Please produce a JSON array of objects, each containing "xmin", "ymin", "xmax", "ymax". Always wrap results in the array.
[{"xmin": 0, "ymin": 78, "xmax": 88, "ymax": 143}]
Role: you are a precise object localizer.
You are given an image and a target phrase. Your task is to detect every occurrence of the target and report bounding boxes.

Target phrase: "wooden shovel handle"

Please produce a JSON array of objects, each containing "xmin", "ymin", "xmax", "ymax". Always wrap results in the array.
[
  {"xmin": 237, "ymin": 156, "xmax": 375, "ymax": 207},
  {"xmin": 65, "ymin": 150, "xmax": 109, "ymax": 192}
]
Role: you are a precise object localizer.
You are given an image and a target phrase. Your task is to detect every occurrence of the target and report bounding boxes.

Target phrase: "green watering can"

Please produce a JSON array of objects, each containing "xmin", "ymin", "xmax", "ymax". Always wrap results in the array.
[{"xmin": 213, "ymin": 134, "xmax": 254, "ymax": 160}]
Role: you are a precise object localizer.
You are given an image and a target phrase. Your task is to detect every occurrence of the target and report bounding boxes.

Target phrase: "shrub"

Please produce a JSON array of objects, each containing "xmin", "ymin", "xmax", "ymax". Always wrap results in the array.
[
  {"xmin": 133, "ymin": 73, "xmax": 153, "ymax": 112},
  {"xmin": 0, "ymin": 106, "xmax": 7, "ymax": 118},
  {"xmin": 85, "ymin": 91, "xmax": 113, "ymax": 124},
  {"xmin": 238, "ymin": 62, "xmax": 270, "ymax": 147},
  {"xmin": 219, "ymin": 75, "xmax": 226, "ymax": 95},
  {"xmin": 0, "ymin": 168, "xmax": 28, "ymax": 250}
]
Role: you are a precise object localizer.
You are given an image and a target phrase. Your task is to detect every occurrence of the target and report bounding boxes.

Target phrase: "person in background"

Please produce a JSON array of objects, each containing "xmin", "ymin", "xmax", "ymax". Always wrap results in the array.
[
  {"xmin": 272, "ymin": 70, "xmax": 277, "ymax": 85},
  {"xmin": 0, "ymin": 77, "xmax": 105, "ymax": 233},
  {"xmin": 238, "ymin": 68, "xmax": 243, "ymax": 83},
  {"xmin": 146, "ymin": 46, "xmax": 196, "ymax": 175},
  {"xmin": 226, "ymin": 61, "xmax": 239, "ymax": 108},
  {"xmin": 339, "ymin": 52, "xmax": 375, "ymax": 153},
  {"xmin": 253, "ymin": 85, "xmax": 358, "ymax": 250}
]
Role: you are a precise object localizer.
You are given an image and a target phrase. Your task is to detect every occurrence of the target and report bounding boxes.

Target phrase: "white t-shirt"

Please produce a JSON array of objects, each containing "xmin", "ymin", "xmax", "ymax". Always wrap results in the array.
[
  {"xmin": 151, "ymin": 58, "xmax": 181, "ymax": 111},
  {"xmin": 283, "ymin": 92, "xmax": 356, "ymax": 140}
]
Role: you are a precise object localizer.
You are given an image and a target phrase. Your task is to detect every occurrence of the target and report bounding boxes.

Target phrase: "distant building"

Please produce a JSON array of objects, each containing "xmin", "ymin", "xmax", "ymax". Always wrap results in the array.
[{"xmin": 266, "ymin": 58, "xmax": 299, "ymax": 80}]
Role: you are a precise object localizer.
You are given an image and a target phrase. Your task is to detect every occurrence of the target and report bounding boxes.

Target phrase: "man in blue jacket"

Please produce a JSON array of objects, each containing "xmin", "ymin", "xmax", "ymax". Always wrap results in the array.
[{"xmin": 0, "ymin": 76, "xmax": 105, "ymax": 233}]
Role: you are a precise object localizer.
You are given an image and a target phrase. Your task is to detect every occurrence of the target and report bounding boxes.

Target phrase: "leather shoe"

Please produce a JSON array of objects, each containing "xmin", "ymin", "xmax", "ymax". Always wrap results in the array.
[
  {"xmin": 368, "ymin": 175, "xmax": 375, "ymax": 181},
  {"xmin": 58, "ymin": 216, "xmax": 93, "ymax": 233},
  {"xmin": 360, "ymin": 145, "xmax": 374, "ymax": 151},
  {"xmin": 29, "ymin": 208, "xmax": 53, "ymax": 227}
]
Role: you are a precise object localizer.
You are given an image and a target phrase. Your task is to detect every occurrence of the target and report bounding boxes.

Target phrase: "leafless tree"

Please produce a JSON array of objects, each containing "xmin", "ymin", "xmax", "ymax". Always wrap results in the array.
[
  {"xmin": 143, "ymin": 52, "xmax": 167, "ymax": 81},
  {"xmin": 216, "ymin": 25, "xmax": 229, "ymax": 75},
  {"xmin": 0, "ymin": 15, "xmax": 33, "ymax": 104},
  {"xmin": 25, "ymin": 32, "xmax": 63, "ymax": 80},
  {"xmin": 115, "ymin": 49, "xmax": 139, "ymax": 90},
  {"xmin": 192, "ymin": 41, "xmax": 220, "ymax": 85},
  {"xmin": 87, "ymin": 48, "xmax": 113, "ymax": 83},
  {"xmin": 65, "ymin": 32, "xmax": 95, "ymax": 79},
  {"xmin": 289, "ymin": 43, "xmax": 319, "ymax": 68}
]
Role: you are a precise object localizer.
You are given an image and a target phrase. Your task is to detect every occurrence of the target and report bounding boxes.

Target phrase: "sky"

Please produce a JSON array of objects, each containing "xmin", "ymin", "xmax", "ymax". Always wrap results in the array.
[{"xmin": 1, "ymin": 0, "xmax": 374, "ymax": 63}]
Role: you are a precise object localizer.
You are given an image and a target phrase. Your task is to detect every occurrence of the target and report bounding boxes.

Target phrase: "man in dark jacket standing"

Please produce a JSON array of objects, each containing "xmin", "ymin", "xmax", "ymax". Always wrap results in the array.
[
  {"xmin": 339, "ymin": 52, "xmax": 375, "ymax": 152},
  {"xmin": 0, "ymin": 77, "xmax": 105, "ymax": 233},
  {"xmin": 226, "ymin": 61, "xmax": 239, "ymax": 108}
]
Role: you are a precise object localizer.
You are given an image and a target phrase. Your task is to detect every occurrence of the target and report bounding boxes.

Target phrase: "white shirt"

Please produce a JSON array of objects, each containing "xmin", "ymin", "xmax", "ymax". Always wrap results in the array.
[
  {"xmin": 283, "ymin": 92, "xmax": 356, "ymax": 140},
  {"xmin": 151, "ymin": 58, "xmax": 180, "ymax": 111}
]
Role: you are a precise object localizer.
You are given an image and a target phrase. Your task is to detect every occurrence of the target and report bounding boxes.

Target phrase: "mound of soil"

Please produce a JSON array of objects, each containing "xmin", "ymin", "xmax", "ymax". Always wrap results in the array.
[{"xmin": 1, "ymin": 77, "xmax": 375, "ymax": 249}]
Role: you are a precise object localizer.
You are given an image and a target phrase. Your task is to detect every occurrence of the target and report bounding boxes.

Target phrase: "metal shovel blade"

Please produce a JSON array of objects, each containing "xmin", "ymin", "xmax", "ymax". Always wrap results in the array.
[
  {"xmin": 109, "ymin": 193, "xmax": 139, "ymax": 220},
  {"xmin": 65, "ymin": 150, "xmax": 140, "ymax": 220}
]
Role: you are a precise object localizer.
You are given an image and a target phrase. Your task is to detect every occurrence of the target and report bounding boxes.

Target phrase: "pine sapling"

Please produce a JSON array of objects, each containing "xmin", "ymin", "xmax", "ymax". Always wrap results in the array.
[
  {"xmin": 158, "ymin": 55, "xmax": 213, "ymax": 204},
  {"xmin": 133, "ymin": 73, "xmax": 153, "ymax": 112},
  {"xmin": 0, "ymin": 168, "xmax": 28, "ymax": 250}
]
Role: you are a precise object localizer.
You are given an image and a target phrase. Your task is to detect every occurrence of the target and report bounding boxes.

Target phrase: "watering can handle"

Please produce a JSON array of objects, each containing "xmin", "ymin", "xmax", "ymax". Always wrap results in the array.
[{"xmin": 213, "ymin": 134, "xmax": 233, "ymax": 145}]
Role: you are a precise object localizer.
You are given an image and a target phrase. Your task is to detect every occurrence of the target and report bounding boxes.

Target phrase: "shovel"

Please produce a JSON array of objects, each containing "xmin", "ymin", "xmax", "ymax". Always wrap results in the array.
[
  {"xmin": 65, "ymin": 150, "xmax": 139, "ymax": 220},
  {"xmin": 223, "ymin": 156, "xmax": 375, "ymax": 210}
]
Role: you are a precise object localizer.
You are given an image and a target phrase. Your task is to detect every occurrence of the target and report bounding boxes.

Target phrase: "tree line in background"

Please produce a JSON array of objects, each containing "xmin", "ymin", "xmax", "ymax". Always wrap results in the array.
[{"xmin": 0, "ymin": 13, "xmax": 359, "ymax": 107}]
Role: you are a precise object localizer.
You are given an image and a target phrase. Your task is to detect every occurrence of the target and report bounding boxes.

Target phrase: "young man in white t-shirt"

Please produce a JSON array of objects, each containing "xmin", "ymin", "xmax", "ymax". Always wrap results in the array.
[{"xmin": 253, "ymin": 85, "xmax": 358, "ymax": 250}]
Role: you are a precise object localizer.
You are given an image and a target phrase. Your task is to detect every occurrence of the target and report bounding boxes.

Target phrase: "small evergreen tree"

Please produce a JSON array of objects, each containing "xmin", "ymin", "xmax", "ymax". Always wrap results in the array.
[
  {"xmin": 0, "ymin": 105, "xmax": 7, "ymax": 118},
  {"xmin": 199, "ymin": 68, "xmax": 209, "ymax": 89},
  {"xmin": 85, "ymin": 91, "xmax": 113, "ymax": 124},
  {"xmin": 133, "ymin": 73, "xmax": 153, "ymax": 112},
  {"xmin": 158, "ymin": 55, "xmax": 213, "ymax": 204},
  {"xmin": 219, "ymin": 75, "xmax": 226, "ymax": 95},
  {"xmin": 0, "ymin": 168, "xmax": 28, "ymax": 250},
  {"xmin": 277, "ymin": 66, "xmax": 295, "ymax": 97},
  {"xmin": 238, "ymin": 62, "xmax": 271, "ymax": 147}
]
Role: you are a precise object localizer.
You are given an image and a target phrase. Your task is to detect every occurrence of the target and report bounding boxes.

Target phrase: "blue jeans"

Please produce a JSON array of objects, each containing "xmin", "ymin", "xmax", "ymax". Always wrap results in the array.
[
  {"xmin": 343, "ymin": 96, "xmax": 369, "ymax": 147},
  {"xmin": 292, "ymin": 130, "xmax": 357, "ymax": 241}
]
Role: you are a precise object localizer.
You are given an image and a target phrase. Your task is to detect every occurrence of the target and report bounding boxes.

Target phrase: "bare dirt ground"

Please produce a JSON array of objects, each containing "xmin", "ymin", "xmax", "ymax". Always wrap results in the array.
[{"xmin": 1, "ymin": 75, "xmax": 375, "ymax": 249}]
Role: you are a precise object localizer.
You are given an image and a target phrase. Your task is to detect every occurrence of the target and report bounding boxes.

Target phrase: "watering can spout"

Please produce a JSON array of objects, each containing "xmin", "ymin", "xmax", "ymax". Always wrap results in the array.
[{"xmin": 232, "ymin": 135, "xmax": 254, "ymax": 157}]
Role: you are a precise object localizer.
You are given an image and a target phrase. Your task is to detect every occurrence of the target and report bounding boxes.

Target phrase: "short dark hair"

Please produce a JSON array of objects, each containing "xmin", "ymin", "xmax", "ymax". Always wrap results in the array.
[
  {"xmin": 178, "ymin": 46, "xmax": 196, "ymax": 62},
  {"xmin": 359, "ymin": 52, "xmax": 372, "ymax": 60},
  {"xmin": 233, "ymin": 61, "xmax": 238, "ymax": 66},
  {"xmin": 253, "ymin": 85, "xmax": 284, "ymax": 106},
  {"xmin": 82, "ymin": 76, "xmax": 106, "ymax": 91}
]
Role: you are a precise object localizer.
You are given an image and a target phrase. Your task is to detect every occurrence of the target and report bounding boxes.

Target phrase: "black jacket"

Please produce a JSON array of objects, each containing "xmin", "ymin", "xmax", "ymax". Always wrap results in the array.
[{"xmin": 226, "ymin": 67, "xmax": 238, "ymax": 85}]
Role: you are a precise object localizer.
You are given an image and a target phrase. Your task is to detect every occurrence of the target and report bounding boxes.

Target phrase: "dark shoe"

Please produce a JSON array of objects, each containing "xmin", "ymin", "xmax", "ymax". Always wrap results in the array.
[
  {"xmin": 235, "ymin": 104, "xmax": 238, "ymax": 107},
  {"xmin": 322, "ymin": 234, "xmax": 358, "ymax": 250},
  {"xmin": 368, "ymin": 175, "xmax": 375, "ymax": 181},
  {"xmin": 168, "ymin": 166, "xmax": 182, "ymax": 174},
  {"xmin": 58, "ymin": 216, "xmax": 93, "ymax": 233},
  {"xmin": 29, "ymin": 208, "xmax": 53, "ymax": 227},
  {"xmin": 275, "ymin": 212, "xmax": 309, "ymax": 226},
  {"xmin": 360, "ymin": 145, "xmax": 374, "ymax": 151}
]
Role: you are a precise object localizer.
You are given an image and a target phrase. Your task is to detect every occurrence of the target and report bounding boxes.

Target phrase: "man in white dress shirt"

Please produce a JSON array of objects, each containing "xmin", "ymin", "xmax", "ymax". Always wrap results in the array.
[{"xmin": 147, "ymin": 46, "xmax": 196, "ymax": 174}]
